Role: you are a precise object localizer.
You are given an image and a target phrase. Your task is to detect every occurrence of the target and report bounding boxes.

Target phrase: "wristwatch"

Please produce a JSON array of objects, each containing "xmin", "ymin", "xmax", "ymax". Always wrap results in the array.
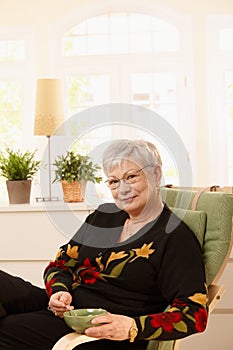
[{"xmin": 129, "ymin": 319, "xmax": 138, "ymax": 342}]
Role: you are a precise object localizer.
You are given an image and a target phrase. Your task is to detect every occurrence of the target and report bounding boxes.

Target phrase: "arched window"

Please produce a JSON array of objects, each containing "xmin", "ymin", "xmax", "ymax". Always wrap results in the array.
[
  {"xmin": 55, "ymin": 9, "xmax": 192, "ymax": 188},
  {"xmin": 62, "ymin": 13, "xmax": 180, "ymax": 56}
]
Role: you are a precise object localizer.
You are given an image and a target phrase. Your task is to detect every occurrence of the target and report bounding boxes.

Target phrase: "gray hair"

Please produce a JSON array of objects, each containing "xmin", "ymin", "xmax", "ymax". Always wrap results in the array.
[{"xmin": 102, "ymin": 139, "xmax": 162, "ymax": 175}]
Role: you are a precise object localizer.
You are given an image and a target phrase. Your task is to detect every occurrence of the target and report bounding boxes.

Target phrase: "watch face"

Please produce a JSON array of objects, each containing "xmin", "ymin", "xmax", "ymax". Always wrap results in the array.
[{"xmin": 131, "ymin": 329, "xmax": 137, "ymax": 336}]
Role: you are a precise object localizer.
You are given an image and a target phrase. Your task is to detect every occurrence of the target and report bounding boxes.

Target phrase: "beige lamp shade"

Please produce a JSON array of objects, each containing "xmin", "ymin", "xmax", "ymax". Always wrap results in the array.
[{"xmin": 34, "ymin": 79, "xmax": 64, "ymax": 136}]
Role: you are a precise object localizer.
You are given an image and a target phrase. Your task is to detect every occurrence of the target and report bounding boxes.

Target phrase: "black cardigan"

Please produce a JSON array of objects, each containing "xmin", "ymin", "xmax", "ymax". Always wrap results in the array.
[{"xmin": 44, "ymin": 203, "xmax": 208, "ymax": 341}]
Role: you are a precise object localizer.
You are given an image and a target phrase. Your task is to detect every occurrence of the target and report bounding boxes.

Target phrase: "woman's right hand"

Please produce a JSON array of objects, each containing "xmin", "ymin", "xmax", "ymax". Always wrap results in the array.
[{"xmin": 49, "ymin": 291, "xmax": 74, "ymax": 318}]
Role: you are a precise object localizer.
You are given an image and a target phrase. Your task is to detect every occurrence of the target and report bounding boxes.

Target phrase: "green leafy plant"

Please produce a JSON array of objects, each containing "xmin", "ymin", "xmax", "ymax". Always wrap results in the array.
[
  {"xmin": 53, "ymin": 150, "xmax": 102, "ymax": 184},
  {"xmin": 0, "ymin": 148, "xmax": 41, "ymax": 181}
]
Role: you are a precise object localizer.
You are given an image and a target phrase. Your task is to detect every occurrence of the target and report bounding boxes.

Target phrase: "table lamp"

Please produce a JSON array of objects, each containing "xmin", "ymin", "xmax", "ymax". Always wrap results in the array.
[{"xmin": 34, "ymin": 78, "xmax": 64, "ymax": 201}]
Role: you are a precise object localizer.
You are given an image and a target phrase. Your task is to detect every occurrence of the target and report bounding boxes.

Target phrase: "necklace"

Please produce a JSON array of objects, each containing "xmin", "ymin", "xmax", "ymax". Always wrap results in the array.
[
  {"xmin": 119, "ymin": 203, "xmax": 164, "ymax": 242},
  {"xmin": 118, "ymin": 220, "xmax": 133, "ymax": 242},
  {"xmin": 120, "ymin": 218, "xmax": 144, "ymax": 241},
  {"xmin": 124, "ymin": 219, "xmax": 134, "ymax": 237}
]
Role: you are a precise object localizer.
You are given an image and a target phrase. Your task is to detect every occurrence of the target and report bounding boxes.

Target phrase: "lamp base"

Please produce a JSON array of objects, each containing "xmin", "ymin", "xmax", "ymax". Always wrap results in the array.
[{"xmin": 35, "ymin": 196, "xmax": 59, "ymax": 202}]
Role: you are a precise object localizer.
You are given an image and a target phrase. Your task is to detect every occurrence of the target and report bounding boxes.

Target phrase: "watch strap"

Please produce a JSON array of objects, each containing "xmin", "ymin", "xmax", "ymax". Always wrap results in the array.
[{"xmin": 129, "ymin": 319, "xmax": 138, "ymax": 342}]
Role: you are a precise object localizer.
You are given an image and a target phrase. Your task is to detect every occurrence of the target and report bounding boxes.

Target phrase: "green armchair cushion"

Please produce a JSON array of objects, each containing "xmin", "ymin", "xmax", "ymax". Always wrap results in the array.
[
  {"xmin": 161, "ymin": 188, "xmax": 233, "ymax": 285},
  {"xmin": 170, "ymin": 207, "xmax": 207, "ymax": 247}
]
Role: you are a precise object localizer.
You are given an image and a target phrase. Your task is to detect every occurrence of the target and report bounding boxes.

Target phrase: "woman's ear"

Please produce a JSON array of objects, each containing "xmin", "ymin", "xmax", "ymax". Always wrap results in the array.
[{"xmin": 154, "ymin": 165, "xmax": 162, "ymax": 185}]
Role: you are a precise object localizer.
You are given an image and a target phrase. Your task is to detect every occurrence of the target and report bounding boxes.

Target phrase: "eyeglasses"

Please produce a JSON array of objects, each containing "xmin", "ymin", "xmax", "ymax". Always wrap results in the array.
[{"xmin": 105, "ymin": 165, "xmax": 153, "ymax": 190}]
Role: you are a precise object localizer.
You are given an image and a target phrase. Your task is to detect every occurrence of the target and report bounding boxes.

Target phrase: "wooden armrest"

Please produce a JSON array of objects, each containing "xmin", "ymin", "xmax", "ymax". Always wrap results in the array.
[
  {"xmin": 207, "ymin": 284, "xmax": 225, "ymax": 313},
  {"xmin": 52, "ymin": 333, "xmax": 98, "ymax": 350}
]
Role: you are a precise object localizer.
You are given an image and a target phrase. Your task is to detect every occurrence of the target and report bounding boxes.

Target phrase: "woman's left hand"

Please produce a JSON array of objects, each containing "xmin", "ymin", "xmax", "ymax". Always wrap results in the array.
[{"xmin": 85, "ymin": 313, "xmax": 134, "ymax": 341}]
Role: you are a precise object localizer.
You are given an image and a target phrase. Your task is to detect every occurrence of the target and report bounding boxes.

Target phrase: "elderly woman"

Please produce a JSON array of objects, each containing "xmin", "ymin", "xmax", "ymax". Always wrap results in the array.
[{"xmin": 0, "ymin": 139, "xmax": 208, "ymax": 350}]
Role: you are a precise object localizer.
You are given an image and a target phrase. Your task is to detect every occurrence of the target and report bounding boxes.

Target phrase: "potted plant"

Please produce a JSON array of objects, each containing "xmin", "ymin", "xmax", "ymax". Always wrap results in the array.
[
  {"xmin": 53, "ymin": 150, "xmax": 102, "ymax": 202},
  {"xmin": 0, "ymin": 148, "xmax": 41, "ymax": 204}
]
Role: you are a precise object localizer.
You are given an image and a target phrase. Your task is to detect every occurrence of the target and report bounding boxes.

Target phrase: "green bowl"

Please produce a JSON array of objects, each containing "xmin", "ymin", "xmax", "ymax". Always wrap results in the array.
[{"xmin": 63, "ymin": 308, "xmax": 107, "ymax": 334}]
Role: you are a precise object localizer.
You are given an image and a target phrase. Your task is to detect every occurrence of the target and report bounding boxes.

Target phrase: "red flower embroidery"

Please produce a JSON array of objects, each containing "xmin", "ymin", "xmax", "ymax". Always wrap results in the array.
[
  {"xmin": 45, "ymin": 260, "xmax": 69, "ymax": 273},
  {"xmin": 45, "ymin": 278, "xmax": 56, "ymax": 297},
  {"xmin": 150, "ymin": 312, "xmax": 182, "ymax": 333},
  {"xmin": 194, "ymin": 308, "xmax": 208, "ymax": 332},
  {"xmin": 78, "ymin": 258, "xmax": 100, "ymax": 285}
]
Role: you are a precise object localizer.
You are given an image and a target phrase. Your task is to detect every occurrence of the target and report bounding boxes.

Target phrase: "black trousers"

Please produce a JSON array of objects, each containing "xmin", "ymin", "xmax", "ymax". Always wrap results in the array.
[{"xmin": 0, "ymin": 270, "xmax": 147, "ymax": 350}]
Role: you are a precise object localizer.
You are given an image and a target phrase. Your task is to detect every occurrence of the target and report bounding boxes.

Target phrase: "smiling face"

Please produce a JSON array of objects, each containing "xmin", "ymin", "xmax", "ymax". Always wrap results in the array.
[{"xmin": 106, "ymin": 159, "xmax": 161, "ymax": 218}]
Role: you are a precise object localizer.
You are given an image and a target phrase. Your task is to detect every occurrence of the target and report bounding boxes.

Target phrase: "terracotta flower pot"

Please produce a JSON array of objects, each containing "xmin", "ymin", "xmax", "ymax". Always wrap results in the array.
[{"xmin": 6, "ymin": 180, "xmax": 32, "ymax": 204}]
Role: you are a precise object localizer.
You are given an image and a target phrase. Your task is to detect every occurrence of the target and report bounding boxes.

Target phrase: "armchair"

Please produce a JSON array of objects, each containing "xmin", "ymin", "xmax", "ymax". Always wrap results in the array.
[{"xmin": 52, "ymin": 187, "xmax": 233, "ymax": 350}]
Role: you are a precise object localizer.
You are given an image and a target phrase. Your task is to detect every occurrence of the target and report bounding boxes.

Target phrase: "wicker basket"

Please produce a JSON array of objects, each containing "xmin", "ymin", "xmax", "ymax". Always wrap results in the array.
[{"xmin": 61, "ymin": 180, "xmax": 87, "ymax": 202}]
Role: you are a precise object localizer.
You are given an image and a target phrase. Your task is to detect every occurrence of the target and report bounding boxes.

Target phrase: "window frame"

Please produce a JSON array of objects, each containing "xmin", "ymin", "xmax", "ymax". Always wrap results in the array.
[
  {"xmin": 0, "ymin": 26, "xmax": 36, "ymax": 150},
  {"xmin": 0, "ymin": 26, "xmax": 36, "ymax": 202},
  {"xmin": 207, "ymin": 15, "xmax": 233, "ymax": 185}
]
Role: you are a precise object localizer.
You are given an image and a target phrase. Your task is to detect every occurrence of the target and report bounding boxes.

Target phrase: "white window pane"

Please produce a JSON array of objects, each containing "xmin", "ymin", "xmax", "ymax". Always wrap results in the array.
[
  {"xmin": 71, "ymin": 22, "xmax": 86, "ymax": 35},
  {"xmin": 8, "ymin": 40, "xmax": 25, "ymax": 60},
  {"xmin": 67, "ymin": 75, "xmax": 110, "ymax": 115},
  {"xmin": 227, "ymin": 136, "xmax": 233, "ymax": 166},
  {"xmin": 225, "ymin": 72, "xmax": 233, "ymax": 128},
  {"xmin": 219, "ymin": 29, "xmax": 233, "ymax": 51},
  {"xmin": 153, "ymin": 73, "xmax": 176, "ymax": 103},
  {"xmin": 131, "ymin": 74, "xmax": 153, "ymax": 92},
  {"xmin": 228, "ymin": 167, "xmax": 233, "ymax": 183},
  {"xmin": 110, "ymin": 13, "xmax": 128, "ymax": 33},
  {"xmin": 67, "ymin": 76, "xmax": 111, "ymax": 150},
  {"xmin": 131, "ymin": 73, "xmax": 177, "ymax": 129},
  {"xmin": 132, "ymin": 73, "xmax": 176, "ymax": 102},
  {"xmin": 156, "ymin": 104, "xmax": 177, "ymax": 129},
  {"xmin": 153, "ymin": 31, "xmax": 180, "ymax": 52},
  {"xmin": 129, "ymin": 13, "xmax": 151, "ymax": 32},
  {"xmin": 225, "ymin": 71, "xmax": 233, "ymax": 183},
  {"xmin": 129, "ymin": 33, "xmax": 152, "ymax": 53},
  {"xmin": 226, "ymin": 104, "xmax": 233, "ymax": 129},
  {"xmin": 72, "ymin": 125, "xmax": 112, "ymax": 155},
  {"xmin": 62, "ymin": 13, "xmax": 180, "ymax": 56},
  {"xmin": 0, "ymin": 41, "xmax": 7, "ymax": 62},
  {"xmin": 110, "ymin": 34, "xmax": 128, "ymax": 54},
  {"xmin": 62, "ymin": 38, "xmax": 71, "ymax": 56},
  {"xmin": 86, "ymin": 15, "xmax": 109, "ymax": 34},
  {"xmin": 62, "ymin": 36, "xmax": 87, "ymax": 56},
  {"xmin": 87, "ymin": 35, "xmax": 109, "ymax": 55},
  {"xmin": 0, "ymin": 80, "xmax": 23, "ymax": 148},
  {"xmin": 90, "ymin": 76, "xmax": 110, "ymax": 104},
  {"xmin": 0, "ymin": 40, "xmax": 25, "ymax": 62},
  {"xmin": 225, "ymin": 72, "xmax": 233, "ymax": 102}
]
